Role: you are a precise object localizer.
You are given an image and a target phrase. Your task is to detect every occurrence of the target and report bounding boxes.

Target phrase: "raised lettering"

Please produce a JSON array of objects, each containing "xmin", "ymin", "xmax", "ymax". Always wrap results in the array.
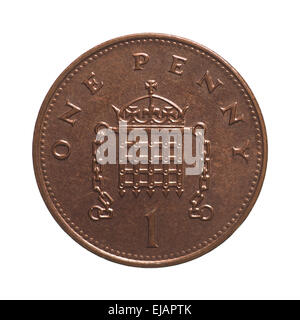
[
  {"xmin": 169, "ymin": 55, "xmax": 187, "ymax": 75},
  {"xmin": 232, "ymin": 139, "xmax": 250, "ymax": 162},
  {"xmin": 52, "ymin": 140, "xmax": 71, "ymax": 160},
  {"xmin": 133, "ymin": 53, "xmax": 150, "ymax": 70},
  {"xmin": 59, "ymin": 100, "xmax": 82, "ymax": 126},
  {"xmin": 82, "ymin": 72, "xmax": 103, "ymax": 95},
  {"xmin": 220, "ymin": 101, "xmax": 244, "ymax": 125},
  {"xmin": 197, "ymin": 70, "xmax": 223, "ymax": 93}
]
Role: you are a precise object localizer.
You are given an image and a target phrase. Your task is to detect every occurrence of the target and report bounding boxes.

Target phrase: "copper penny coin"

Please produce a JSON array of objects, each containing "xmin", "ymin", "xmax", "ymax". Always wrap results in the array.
[{"xmin": 33, "ymin": 33, "xmax": 267, "ymax": 267}]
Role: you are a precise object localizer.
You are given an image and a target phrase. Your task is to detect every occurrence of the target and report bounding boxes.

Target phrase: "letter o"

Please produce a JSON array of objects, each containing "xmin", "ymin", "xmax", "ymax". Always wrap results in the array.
[{"xmin": 52, "ymin": 139, "xmax": 71, "ymax": 160}]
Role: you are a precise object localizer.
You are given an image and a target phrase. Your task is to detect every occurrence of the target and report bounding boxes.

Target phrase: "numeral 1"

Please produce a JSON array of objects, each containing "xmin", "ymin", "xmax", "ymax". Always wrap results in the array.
[{"xmin": 145, "ymin": 209, "xmax": 159, "ymax": 248}]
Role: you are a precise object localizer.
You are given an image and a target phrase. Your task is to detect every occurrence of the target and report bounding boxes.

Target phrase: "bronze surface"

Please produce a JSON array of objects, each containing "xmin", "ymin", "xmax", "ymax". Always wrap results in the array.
[{"xmin": 33, "ymin": 33, "xmax": 267, "ymax": 267}]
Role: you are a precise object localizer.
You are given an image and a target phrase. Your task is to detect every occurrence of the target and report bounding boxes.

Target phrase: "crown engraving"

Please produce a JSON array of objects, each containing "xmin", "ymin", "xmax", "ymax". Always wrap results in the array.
[{"xmin": 112, "ymin": 80, "xmax": 189, "ymax": 125}]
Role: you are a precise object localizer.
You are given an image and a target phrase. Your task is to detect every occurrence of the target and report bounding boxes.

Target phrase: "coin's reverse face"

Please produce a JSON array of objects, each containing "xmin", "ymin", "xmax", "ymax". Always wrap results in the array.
[{"xmin": 33, "ymin": 34, "xmax": 267, "ymax": 267}]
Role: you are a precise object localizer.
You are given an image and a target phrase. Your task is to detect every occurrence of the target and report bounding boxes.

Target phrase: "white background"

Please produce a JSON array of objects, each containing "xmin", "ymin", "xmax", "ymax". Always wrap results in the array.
[{"xmin": 0, "ymin": 0, "xmax": 299, "ymax": 300}]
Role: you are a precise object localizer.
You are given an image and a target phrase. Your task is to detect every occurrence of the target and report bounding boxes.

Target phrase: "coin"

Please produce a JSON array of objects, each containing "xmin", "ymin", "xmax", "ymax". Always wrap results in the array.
[{"xmin": 33, "ymin": 33, "xmax": 267, "ymax": 267}]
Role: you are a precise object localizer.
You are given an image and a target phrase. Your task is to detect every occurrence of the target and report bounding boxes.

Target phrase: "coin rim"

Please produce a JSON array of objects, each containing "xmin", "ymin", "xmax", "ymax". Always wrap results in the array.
[{"xmin": 33, "ymin": 33, "xmax": 268, "ymax": 267}]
